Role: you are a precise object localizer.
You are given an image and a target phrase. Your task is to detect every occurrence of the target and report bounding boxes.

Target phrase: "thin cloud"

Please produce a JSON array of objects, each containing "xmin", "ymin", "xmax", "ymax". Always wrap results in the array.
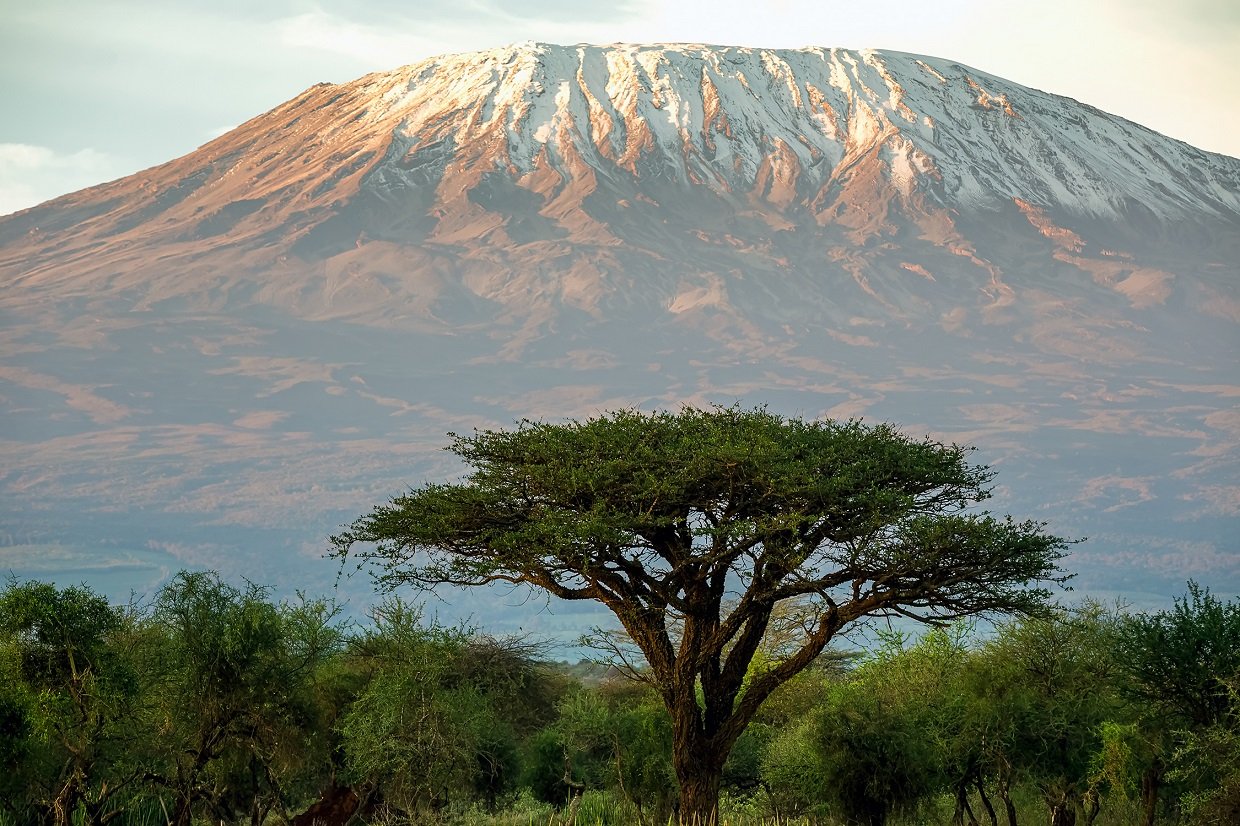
[
  {"xmin": 276, "ymin": 11, "xmax": 449, "ymax": 65},
  {"xmin": 0, "ymin": 144, "xmax": 126, "ymax": 215},
  {"xmin": 1119, "ymin": 0, "xmax": 1240, "ymax": 43},
  {"xmin": 272, "ymin": 2, "xmax": 658, "ymax": 66}
]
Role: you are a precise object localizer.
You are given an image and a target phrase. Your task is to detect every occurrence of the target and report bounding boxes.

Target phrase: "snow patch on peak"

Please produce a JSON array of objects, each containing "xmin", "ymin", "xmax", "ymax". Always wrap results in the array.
[{"xmin": 355, "ymin": 43, "xmax": 1240, "ymax": 221}]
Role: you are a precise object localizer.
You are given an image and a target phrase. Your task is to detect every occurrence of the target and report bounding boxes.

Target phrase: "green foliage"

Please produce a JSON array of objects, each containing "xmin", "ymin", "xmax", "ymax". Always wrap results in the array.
[
  {"xmin": 341, "ymin": 653, "xmax": 497, "ymax": 808},
  {"xmin": 1107, "ymin": 584, "xmax": 1240, "ymax": 822},
  {"xmin": 1171, "ymin": 676, "xmax": 1240, "ymax": 825},
  {"xmin": 334, "ymin": 407, "xmax": 1068, "ymax": 620},
  {"xmin": 1116, "ymin": 582, "xmax": 1240, "ymax": 730},
  {"xmin": 801, "ymin": 629, "xmax": 971, "ymax": 825},
  {"xmin": 816, "ymin": 683, "xmax": 940, "ymax": 825},
  {"xmin": 0, "ymin": 671, "xmax": 31, "ymax": 776},
  {"xmin": 145, "ymin": 571, "xmax": 344, "ymax": 825},
  {"xmin": 529, "ymin": 677, "xmax": 676, "ymax": 824},
  {"xmin": 0, "ymin": 581, "xmax": 126, "ymax": 687},
  {"xmin": 0, "ymin": 579, "xmax": 142, "ymax": 824},
  {"xmin": 0, "ymin": 627, "xmax": 38, "ymax": 813},
  {"xmin": 519, "ymin": 725, "xmax": 570, "ymax": 806},
  {"xmin": 969, "ymin": 606, "xmax": 1125, "ymax": 822},
  {"xmin": 1093, "ymin": 720, "xmax": 1158, "ymax": 802},
  {"xmin": 338, "ymin": 597, "xmax": 553, "ymax": 817},
  {"xmin": 760, "ymin": 713, "xmax": 829, "ymax": 819}
]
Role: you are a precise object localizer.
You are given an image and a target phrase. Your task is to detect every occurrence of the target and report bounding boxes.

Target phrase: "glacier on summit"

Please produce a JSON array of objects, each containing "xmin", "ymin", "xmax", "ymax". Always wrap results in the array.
[{"xmin": 361, "ymin": 43, "xmax": 1240, "ymax": 219}]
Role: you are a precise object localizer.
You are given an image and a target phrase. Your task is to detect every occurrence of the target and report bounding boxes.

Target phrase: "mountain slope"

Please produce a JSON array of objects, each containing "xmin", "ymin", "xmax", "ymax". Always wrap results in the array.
[
  {"xmin": 1, "ymin": 44, "xmax": 1237, "ymax": 624},
  {"xmin": 5, "ymin": 44, "xmax": 1238, "ymax": 326}
]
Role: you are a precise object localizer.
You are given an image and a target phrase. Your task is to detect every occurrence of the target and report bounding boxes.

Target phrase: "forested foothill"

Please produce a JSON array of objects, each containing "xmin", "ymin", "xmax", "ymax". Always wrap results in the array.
[{"xmin": 1, "ymin": 574, "xmax": 1236, "ymax": 826}]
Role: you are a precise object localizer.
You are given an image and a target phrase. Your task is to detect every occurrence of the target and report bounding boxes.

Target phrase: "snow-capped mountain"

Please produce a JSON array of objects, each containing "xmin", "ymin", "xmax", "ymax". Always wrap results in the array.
[{"xmin": 1, "ymin": 44, "xmax": 1237, "ymax": 626}]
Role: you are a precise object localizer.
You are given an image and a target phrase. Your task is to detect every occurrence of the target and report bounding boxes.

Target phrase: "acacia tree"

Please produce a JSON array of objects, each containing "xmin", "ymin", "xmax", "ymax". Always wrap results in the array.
[
  {"xmin": 1113, "ymin": 583, "xmax": 1240, "ymax": 825},
  {"xmin": 332, "ymin": 407, "xmax": 1071, "ymax": 823},
  {"xmin": 146, "ymin": 572, "xmax": 342, "ymax": 826},
  {"xmin": 0, "ymin": 581, "xmax": 142, "ymax": 826},
  {"xmin": 337, "ymin": 599, "xmax": 548, "ymax": 816},
  {"xmin": 973, "ymin": 606, "xmax": 1124, "ymax": 826}
]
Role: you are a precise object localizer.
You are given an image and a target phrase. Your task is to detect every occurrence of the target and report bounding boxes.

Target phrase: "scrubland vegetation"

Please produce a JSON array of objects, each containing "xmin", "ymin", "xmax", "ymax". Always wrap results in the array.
[
  {"xmin": 1, "ymin": 573, "xmax": 1236, "ymax": 826},
  {"xmin": 4, "ymin": 409, "xmax": 1235, "ymax": 825}
]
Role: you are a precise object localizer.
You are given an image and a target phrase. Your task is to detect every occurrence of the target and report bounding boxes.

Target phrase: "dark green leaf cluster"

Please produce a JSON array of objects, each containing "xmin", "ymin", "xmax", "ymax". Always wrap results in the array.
[
  {"xmin": 337, "ymin": 597, "xmax": 560, "ymax": 814},
  {"xmin": 0, "ymin": 574, "xmax": 573, "ymax": 825},
  {"xmin": 1115, "ymin": 582, "xmax": 1240, "ymax": 729},
  {"xmin": 333, "ymin": 409, "xmax": 1067, "ymax": 622},
  {"xmin": 0, "ymin": 580, "xmax": 140, "ymax": 824},
  {"xmin": 0, "ymin": 581, "xmax": 126, "ymax": 690}
]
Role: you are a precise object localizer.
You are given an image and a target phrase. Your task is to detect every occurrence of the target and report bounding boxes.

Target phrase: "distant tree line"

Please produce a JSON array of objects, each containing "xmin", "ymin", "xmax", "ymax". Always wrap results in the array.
[{"xmin": 0, "ymin": 573, "xmax": 1236, "ymax": 826}]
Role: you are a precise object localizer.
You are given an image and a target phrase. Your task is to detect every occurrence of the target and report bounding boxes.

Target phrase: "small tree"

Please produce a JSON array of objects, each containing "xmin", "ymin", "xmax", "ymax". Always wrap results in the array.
[
  {"xmin": 0, "ymin": 581, "xmax": 142, "ymax": 826},
  {"xmin": 338, "ymin": 600, "xmax": 520, "ymax": 815},
  {"xmin": 333, "ymin": 407, "xmax": 1071, "ymax": 823},
  {"xmin": 1114, "ymin": 583, "xmax": 1240, "ymax": 825},
  {"xmin": 838, "ymin": 629, "xmax": 977, "ymax": 826},
  {"xmin": 550, "ymin": 678, "xmax": 677, "ymax": 824},
  {"xmin": 146, "ymin": 572, "xmax": 342, "ymax": 826},
  {"xmin": 973, "ymin": 606, "xmax": 1124, "ymax": 826}
]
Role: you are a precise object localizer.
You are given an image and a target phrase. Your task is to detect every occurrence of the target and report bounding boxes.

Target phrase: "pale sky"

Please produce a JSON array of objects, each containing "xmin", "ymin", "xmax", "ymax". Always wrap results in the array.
[{"xmin": 2, "ymin": 0, "xmax": 1238, "ymax": 216}]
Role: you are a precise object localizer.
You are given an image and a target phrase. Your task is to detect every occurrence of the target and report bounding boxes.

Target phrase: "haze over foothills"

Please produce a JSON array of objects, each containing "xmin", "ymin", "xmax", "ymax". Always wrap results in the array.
[
  {"xmin": 3, "ymin": 0, "xmax": 1240, "ymax": 217},
  {"xmin": 0, "ymin": 1, "xmax": 1237, "ymax": 643}
]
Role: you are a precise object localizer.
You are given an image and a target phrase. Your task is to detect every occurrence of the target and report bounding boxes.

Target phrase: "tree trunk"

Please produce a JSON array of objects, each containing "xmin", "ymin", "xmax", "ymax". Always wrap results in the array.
[
  {"xmin": 1001, "ymin": 793, "xmax": 1018, "ymax": 826},
  {"xmin": 1140, "ymin": 760, "xmax": 1162, "ymax": 826},
  {"xmin": 674, "ymin": 762, "xmax": 722, "ymax": 826},
  {"xmin": 169, "ymin": 781, "xmax": 205, "ymax": 826},
  {"xmin": 1081, "ymin": 788, "xmax": 1101, "ymax": 826},
  {"xmin": 1047, "ymin": 798, "xmax": 1077, "ymax": 826},
  {"xmin": 996, "ymin": 758, "xmax": 1018, "ymax": 826},
  {"xmin": 289, "ymin": 783, "xmax": 359, "ymax": 826},
  {"xmin": 954, "ymin": 781, "xmax": 980, "ymax": 826},
  {"xmin": 564, "ymin": 786, "xmax": 584, "ymax": 826},
  {"xmin": 976, "ymin": 776, "xmax": 999, "ymax": 826},
  {"xmin": 668, "ymin": 681, "xmax": 729, "ymax": 826},
  {"xmin": 51, "ymin": 777, "xmax": 82, "ymax": 826},
  {"xmin": 562, "ymin": 762, "xmax": 586, "ymax": 826}
]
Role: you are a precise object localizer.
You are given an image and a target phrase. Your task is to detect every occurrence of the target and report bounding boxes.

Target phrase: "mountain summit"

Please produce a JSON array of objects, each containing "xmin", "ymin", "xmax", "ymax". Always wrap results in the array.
[
  {"xmin": 5, "ymin": 44, "xmax": 1237, "ymax": 330},
  {"xmin": 1, "ymin": 44, "xmax": 1237, "ymax": 615}
]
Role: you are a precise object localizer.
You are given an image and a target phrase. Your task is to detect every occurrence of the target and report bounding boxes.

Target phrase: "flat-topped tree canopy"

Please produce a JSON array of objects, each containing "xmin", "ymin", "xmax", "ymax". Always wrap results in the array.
[{"xmin": 332, "ymin": 406, "xmax": 1071, "ymax": 823}]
